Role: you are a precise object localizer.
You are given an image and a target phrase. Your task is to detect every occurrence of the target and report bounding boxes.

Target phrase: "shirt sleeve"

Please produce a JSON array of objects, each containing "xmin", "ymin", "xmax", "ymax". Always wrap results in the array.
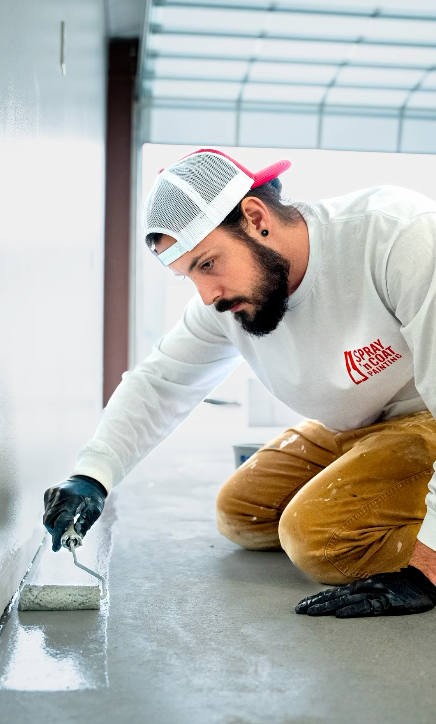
[
  {"xmin": 386, "ymin": 212, "xmax": 436, "ymax": 550},
  {"xmin": 70, "ymin": 295, "xmax": 241, "ymax": 493}
]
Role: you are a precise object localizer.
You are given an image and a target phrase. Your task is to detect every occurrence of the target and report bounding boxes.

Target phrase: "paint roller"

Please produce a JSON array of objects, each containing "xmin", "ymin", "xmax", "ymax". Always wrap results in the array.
[{"xmin": 19, "ymin": 524, "xmax": 107, "ymax": 611}]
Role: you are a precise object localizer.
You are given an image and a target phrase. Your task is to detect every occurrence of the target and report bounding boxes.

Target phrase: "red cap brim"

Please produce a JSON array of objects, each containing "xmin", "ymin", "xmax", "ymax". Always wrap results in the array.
[{"xmin": 251, "ymin": 159, "xmax": 292, "ymax": 188}]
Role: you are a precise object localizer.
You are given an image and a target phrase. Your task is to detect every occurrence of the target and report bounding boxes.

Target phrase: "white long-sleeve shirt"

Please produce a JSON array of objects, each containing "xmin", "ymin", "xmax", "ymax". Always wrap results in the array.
[{"xmin": 72, "ymin": 185, "xmax": 436, "ymax": 551}]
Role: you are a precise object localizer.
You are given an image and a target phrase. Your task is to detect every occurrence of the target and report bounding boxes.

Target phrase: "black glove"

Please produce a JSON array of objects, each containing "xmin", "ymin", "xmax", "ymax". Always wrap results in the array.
[
  {"xmin": 43, "ymin": 475, "xmax": 107, "ymax": 552},
  {"xmin": 295, "ymin": 566, "xmax": 436, "ymax": 618}
]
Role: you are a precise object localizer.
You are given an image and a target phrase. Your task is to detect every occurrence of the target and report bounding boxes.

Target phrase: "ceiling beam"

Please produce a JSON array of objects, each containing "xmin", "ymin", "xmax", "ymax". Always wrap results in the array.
[
  {"xmin": 142, "ymin": 96, "xmax": 436, "ymax": 120},
  {"xmin": 148, "ymin": 51, "xmax": 436, "ymax": 74},
  {"xmin": 144, "ymin": 74, "xmax": 436, "ymax": 94},
  {"xmin": 152, "ymin": 1, "xmax": 436, "ymax": 24},
  {"xmin": 150, "ymin": 25, "xmax": 436, "ymax": 50}
]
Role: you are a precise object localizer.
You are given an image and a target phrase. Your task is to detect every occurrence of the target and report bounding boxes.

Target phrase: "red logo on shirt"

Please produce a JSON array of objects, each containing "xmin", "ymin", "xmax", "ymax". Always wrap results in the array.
[{"xmin": 344, "ymin": 339, "xmax": 402, "ymax": 385}]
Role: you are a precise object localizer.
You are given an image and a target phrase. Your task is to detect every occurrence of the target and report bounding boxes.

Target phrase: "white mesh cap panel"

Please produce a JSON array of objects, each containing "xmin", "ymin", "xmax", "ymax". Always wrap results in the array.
[
  {"xmin": 142, "ymin": 151, "xmax": 253, "ymax": 266},
  {"xmin": 169, "ymin": 153, "xmax": 239, "ymax": 204},
  {"xmin": 145, "ymin": 178, "xmax": 202, "ymax": 235}
]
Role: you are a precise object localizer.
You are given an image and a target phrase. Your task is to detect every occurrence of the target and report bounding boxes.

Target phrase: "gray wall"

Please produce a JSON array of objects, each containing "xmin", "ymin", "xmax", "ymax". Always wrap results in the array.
[{"xmin": 0, "ymin": 0, "xmax": 107, "ymax": 612}]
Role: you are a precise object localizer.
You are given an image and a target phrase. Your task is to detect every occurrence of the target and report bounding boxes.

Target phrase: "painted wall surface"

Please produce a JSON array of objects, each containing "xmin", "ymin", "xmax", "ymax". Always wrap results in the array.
[{"xmin": 0, "ymin": 0, "xmax": 106, "ymax": 612}]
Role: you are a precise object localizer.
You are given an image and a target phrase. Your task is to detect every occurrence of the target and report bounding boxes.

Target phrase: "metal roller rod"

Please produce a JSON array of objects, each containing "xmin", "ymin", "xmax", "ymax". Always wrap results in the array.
[
  {"xmin": 61, "ymin": 524, "xmax": 107, "ymax": 600},
  {"xmin": 70, "ymin": 544, "xmax": 107, "ymax": 600}
]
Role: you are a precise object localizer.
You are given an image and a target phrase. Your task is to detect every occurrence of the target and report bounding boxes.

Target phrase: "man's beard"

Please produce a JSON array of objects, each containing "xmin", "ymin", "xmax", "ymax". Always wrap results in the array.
[{"xmin": 215, "ymin": 234, "xmax": 290, "ymax": 336}]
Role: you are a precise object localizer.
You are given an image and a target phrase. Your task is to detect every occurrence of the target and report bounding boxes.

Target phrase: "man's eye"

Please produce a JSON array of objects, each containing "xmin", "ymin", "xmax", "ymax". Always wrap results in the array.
[{"xmin": 201, "ymin": 260, "xmax": 214, "ymax": 271}]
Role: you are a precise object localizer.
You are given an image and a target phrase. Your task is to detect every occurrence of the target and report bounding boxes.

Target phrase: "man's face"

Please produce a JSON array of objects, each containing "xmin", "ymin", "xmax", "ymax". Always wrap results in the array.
[{"xmin": 159, "ymin": 226, "xmax": 290, "ymax": 336}]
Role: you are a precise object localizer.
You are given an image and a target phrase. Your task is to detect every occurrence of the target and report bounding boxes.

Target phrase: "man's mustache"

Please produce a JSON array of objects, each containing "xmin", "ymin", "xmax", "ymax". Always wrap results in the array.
[{"xmin": 215, "ymin": 296, "xmax": 252, "ymax": 313}]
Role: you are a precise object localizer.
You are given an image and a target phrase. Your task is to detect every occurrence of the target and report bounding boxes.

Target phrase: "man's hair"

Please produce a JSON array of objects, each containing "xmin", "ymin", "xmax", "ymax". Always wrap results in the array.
[
  {"xmin": 219, "ymin": 177, "xmax": 300, "ymax": 240},
  {"xmin": 145, "ymin": 178, "xmax": 300, "ymax": 250}
]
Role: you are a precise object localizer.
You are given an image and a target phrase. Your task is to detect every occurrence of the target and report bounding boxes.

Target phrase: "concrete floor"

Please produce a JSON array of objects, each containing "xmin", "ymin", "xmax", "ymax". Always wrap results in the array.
[{"xmin": 1, "ymin": 400, "xmax": 436, "ymax": 723}]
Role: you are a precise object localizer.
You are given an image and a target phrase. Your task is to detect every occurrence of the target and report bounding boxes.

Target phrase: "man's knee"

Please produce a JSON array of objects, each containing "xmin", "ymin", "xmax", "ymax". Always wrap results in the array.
[
  {"xmin": 215, "ymin": 483, "xmax": 242, "ymax": 545},
  {"xmin": 278, "ymin": 497, "xmax": 352, "ymax": 585},
  {"xmin": 216, "ymin": 477, "xmax": 281, "ymax": 551}
]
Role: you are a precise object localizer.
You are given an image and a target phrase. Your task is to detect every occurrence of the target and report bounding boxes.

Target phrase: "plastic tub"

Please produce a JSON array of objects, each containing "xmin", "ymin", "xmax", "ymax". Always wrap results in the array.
[{"xmin": 232, "ymin": 443, "xmax": 263, "ymax": 469}]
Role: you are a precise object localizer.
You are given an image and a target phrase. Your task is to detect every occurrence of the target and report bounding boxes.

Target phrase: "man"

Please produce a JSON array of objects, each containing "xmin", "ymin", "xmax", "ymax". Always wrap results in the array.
[{"xmin": 43, "ymin": 148, "xmax": 436, "ymax": 618}]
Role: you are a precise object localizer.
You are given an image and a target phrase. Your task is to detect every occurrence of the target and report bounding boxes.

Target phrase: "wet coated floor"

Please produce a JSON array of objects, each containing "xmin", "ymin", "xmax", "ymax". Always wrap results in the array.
[{"xmin": 1, "ymin": 400, "xmax": 436, "ymax": 723}]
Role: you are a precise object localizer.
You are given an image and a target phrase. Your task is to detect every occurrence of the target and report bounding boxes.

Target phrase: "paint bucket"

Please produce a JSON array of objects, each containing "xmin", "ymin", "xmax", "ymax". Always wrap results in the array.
[{"xmin": 233, "ymin": 443, "xmax": 263, "ymax": 469}]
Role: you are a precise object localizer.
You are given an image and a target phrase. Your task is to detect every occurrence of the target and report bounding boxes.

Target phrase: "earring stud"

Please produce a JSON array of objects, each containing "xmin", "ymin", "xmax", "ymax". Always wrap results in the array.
[{"xmin": 261, "ymin": 229, "xmax": 269, "ymax": 237}]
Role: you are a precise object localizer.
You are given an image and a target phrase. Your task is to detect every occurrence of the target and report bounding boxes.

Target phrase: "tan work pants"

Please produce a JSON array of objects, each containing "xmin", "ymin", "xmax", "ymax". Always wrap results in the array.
[{"xmin": 216, "ymin": 411, "xmax": 436, "ymax": 585}]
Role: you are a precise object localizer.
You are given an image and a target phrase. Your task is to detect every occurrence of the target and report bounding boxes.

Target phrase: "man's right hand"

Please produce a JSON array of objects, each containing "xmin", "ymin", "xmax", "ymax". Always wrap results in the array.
[{"xmin": 43, "ymin": 475, "xmax": 107, "ymax": 552}]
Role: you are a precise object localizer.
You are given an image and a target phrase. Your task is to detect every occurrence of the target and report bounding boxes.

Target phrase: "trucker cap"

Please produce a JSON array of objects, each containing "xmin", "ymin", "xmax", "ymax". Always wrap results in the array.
[{"xmin": 142, "ymin": 149, "xmax": 292, "ymax": 266}]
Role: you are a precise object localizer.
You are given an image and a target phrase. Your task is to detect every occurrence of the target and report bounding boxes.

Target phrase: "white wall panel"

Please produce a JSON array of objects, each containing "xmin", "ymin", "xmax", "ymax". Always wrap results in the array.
[
  {"xmin": 401, "ymin": 119, "xmax": 436, "ymax": 154},
  {"xmin": 321, "ymin": 114, "xmax": 399, "ymax": 152},
  {"xmin": 239, "ymin": 111, "xmax": 318, "ymax": 148},
  {"xmin": 150, "ymin": 107, "xmax": 236, "ymax": 145},
  {"xmin": 0, "ymin": 0, "xmax": 106, "ymax": 612}
]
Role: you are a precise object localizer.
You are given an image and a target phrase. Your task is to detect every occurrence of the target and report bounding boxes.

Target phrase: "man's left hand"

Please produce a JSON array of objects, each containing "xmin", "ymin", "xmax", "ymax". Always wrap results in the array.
[{"xmin": 295, "ymin": 566, "xmax": 436, "ymax": 618}]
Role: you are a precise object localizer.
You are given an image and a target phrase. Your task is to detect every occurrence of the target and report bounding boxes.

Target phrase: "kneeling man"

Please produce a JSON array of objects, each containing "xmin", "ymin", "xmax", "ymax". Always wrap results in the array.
[{"xmin": 43, "ymin": 149, "xmax": 436, "ymax": 618}]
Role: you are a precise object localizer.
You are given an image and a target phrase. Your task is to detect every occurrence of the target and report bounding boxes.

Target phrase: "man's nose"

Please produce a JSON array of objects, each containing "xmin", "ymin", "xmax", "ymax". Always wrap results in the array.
[{"xmin": 196, "ymin": 279, "xmax": 222, "ymax": 306}]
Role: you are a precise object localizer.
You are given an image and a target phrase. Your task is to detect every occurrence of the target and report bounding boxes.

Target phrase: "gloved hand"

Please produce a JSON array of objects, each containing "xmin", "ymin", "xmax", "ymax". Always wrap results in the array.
[
  {"xmin": 43, "ymin": 475, "xmax": 107, "ymax": 552},
  {"xmin": 295, "ymin": 566, "xmax": 436, "ymax": 618}
]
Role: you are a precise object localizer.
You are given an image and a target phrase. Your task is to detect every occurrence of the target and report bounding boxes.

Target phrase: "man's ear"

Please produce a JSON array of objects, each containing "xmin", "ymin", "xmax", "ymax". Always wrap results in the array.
[{"xmin": 240, "ymin": 197, "xmax": 270, "ymax": 233}]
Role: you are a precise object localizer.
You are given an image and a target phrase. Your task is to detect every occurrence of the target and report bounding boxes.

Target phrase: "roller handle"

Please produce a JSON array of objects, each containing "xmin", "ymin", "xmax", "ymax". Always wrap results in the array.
[
  {"xmin": 71, "ymin": 546, "xmax": 107, "ymax": 600},
  {"xmin": 61, "ymin": 523, "xmax": 83, "ymax": 551},
  {"xmin": 60, "ymin": 523, "xmax": 107, "ymax": 600}
]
